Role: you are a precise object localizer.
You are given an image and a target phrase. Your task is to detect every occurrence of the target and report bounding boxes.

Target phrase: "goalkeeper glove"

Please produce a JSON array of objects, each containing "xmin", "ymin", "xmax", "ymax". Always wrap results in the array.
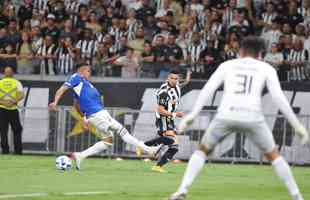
[
  {"xmin": 178, "ymin": 115, "xmax": 194, "ymax": 133},
  {"xmin": 295, "ymin": 125, "xmax": 309, "ymax": 145}
]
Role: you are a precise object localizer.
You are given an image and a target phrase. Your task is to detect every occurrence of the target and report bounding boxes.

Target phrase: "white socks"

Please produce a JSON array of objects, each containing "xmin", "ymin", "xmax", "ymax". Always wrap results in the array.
[
  {"xmin": 272, "ymin": 156, "xmax": 303, "ymax": 199},
  {"xmin": 177, "ymin": 150, "xmax": 207, "ymax": 194},
  {"xmin": 80, "ymin": 141, "xmax": 108, "ymax": 159},
  {"xmin": 119, "ymin": 128, "xmax": 152, "ymax": 152}
]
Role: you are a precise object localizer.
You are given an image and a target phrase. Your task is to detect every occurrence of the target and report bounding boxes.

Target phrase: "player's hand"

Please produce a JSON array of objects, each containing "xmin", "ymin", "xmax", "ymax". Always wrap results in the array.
[
  {"xmin": 177, "ymin": 115, "xmax": 194, "ymax": 133},
  {"xmin": 175, "ymin": 112, "xmax": 184, "ymax": 118},
  {"xmin": 82, "ymin": 120, "xmax": 90, "ymax": 131},
  {"xmin": 48, "ymin": 102, "xmax": 57, "ymax": 111},
  {"xmin": 295, "ymin": 125, "xmax": 309, "ymax": 145}
]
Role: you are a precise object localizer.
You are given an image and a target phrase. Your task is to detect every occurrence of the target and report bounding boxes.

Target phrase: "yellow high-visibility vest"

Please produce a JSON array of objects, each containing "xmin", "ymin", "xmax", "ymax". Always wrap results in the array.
[{"xmin": 0, "ymin": 77, "xmax": 20, "ymax": 110}]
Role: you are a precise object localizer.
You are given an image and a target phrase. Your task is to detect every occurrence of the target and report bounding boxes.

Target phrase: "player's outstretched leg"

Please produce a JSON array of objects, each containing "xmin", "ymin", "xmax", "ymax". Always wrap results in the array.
[
  {"xmin": 168, "ymin": 145, "xmax": 208, "ymax": 200},
  {"xmin": 266, "ymin": 149, "xmax": 304, "ymax": 200},
  {"xmin": 137, "ymin": 137, "xmax": 163, "ymax": 157},
  {"xmin": 118, "ymin": 127, "xmax": 160, "ymax": 155},
  {"xmin": 72, "ymin": 140, "xmax": 109, "ymax": 170}
]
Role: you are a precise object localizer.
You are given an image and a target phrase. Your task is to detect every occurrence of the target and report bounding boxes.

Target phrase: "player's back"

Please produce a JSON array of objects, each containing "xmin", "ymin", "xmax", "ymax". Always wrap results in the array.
[{"xmin": 217, "ymin": 57, "xmax": 274, "ymax": 122}]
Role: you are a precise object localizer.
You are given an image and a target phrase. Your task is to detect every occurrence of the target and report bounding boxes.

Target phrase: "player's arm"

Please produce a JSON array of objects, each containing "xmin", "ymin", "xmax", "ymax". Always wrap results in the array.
[
  {"xmin": 48, "ymin": 85, "xmax": 69, "ymax": 110},
  {"xmin": 178, "ymin": 65, "xmax": 225, "ymax": 132},
  {"xmin": 179, "ymin": 69, "xmax": 192, "ymax": 88},
  {"xmin": 187, "ymin": 65, "xmax": 225, "ymax": 119},
  {"xmin": 73, "ymin": 99, "xmax": 83, "ymax": 116},
  {"xmin": 157, "ymin": 93, "xmax": 183, "ymax": 118},
  {"xmin": 266, "ymin": 67, "xmax": 309, "ymax": 144},
  {"xmin": 73, "ymin": 99, "xmax": 89, "ymax": 130}
]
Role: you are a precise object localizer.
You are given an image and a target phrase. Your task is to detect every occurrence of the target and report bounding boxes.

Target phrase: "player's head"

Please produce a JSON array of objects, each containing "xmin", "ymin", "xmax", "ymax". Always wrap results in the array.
[
  {"xmin": 76, "ymin": 63, "xmax": 91, "ymax": 79},
  {"xmin": 240, "ymin": 36, "xmax": 266, "ymax": 59},
  {"xmin": 167, "ymin": 69, "xmax": 180, "ymax": 87},
  {"xmin": 3, "ymin": 66, "xmax": 14, "ymax": 77}
]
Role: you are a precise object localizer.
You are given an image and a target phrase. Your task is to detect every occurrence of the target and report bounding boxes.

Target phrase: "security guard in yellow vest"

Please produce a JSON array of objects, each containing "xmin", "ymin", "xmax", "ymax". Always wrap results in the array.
[{"xmin": 0, "ymin": 66, "xmax": 24, "ymax": 154}]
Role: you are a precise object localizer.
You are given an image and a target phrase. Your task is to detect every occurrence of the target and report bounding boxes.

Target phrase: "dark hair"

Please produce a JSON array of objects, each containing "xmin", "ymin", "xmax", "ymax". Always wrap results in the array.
[
  {"xmin": 75, "ymin": 63, "xmax": 90, "ymax": 70},
  {"xmin": 169, "ymin": 68, "xmax": 180, "ymax": 75},
  {"xmin": 240, "ymin": 36, "xmax": 266, "ymax": 57}
]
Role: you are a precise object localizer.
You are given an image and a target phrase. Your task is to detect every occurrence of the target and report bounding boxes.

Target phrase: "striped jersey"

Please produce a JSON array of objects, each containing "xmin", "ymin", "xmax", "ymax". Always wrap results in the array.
[{"xmin": 155, "ymin": 82, "xmax": 181, "ymax": 119}]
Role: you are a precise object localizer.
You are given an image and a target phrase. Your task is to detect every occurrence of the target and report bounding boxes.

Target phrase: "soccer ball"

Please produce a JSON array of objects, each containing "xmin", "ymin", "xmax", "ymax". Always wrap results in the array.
[{"xmin": 55, "ymin": 155, "xmax": 72, "ymax": 170}]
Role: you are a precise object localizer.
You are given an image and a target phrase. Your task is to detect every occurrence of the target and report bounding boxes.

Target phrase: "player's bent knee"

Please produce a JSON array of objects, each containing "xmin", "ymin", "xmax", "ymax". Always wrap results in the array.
[
  {"xmin": 102, "ymin": 136, "xmax": 113, "ymax": 144},
  {"xmin": 264, "ymin": 148, "xmax": 280, "ymax": 161},
  {"xmin": 198, "ymin": 144, "xmax": 210, "ymax": 156}
]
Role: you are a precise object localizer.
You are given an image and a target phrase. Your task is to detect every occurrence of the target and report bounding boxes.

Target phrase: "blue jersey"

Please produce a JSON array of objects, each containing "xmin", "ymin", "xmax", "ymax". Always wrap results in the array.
[{"xmin": 64, "ymin": 73, "xmax": 103, "ymax": 117}]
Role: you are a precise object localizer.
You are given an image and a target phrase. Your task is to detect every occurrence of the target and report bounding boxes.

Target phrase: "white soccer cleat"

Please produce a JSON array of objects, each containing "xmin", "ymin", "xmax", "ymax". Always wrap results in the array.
[
  {"xmin": 71, "ymin": 152, "xmax": 82, "ymax": 170},
  {"xmin": 167, "ymin": 192, "xmax": 187, "ymax": 200}
]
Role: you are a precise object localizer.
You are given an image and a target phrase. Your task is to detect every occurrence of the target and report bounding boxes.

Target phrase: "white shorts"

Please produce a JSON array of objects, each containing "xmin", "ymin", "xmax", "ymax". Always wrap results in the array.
[
  {"xmin": 87, "ymin": 110, "xmax": 123, "ymax": 138},
  {"xmin": 201, "ymin": 118, "xmax": 276, "ymax": 154}
]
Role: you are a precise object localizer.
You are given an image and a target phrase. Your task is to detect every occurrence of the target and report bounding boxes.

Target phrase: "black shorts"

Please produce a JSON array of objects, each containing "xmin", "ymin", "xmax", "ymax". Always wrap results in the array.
[{"xmin": 155, "ymin": 117, "xmax": 176, "ymax": 135}]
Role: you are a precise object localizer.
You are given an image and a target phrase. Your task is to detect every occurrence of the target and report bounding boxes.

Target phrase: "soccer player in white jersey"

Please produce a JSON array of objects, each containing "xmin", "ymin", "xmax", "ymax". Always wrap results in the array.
[
  {"xmin": 49, "ymin": 63, "xmax": 160, "ymax": 170},
  {"xmin": 168, "ymin": 36, "xmax": 309, "ymax": 200}
]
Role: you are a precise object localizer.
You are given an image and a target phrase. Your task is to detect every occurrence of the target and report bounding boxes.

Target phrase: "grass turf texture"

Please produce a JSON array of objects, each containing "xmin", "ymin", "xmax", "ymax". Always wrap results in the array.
[{"xmin": 0, "ymin": 155, "xmax": 309, "ymax": 200}]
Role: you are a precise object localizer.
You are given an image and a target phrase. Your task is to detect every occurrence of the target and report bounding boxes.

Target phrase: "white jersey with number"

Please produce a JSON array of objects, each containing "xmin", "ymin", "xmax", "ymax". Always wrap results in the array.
[
  {"xmin": 217, "ymin": 57, "xmax": 269, "ymax": 122},
  {"xmin": 190, "ymin": 57, "xmax": 300, "ymax": 127}
]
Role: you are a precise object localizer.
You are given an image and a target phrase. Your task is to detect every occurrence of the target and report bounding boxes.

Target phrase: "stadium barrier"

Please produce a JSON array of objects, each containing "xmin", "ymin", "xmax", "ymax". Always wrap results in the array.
[{"xmin": 6, "ymin": 106, "xmax": 310, "ymax": 165}]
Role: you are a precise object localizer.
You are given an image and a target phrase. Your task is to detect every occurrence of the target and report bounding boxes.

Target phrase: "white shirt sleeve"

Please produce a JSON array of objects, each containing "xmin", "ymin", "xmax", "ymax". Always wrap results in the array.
[
  {"xmin": 266, "ymin": 66, "xmax": 301, "ymax": 129},
  {"xmin": 188, "ymin": 64, "xmax": 225, "ymax": 118}
]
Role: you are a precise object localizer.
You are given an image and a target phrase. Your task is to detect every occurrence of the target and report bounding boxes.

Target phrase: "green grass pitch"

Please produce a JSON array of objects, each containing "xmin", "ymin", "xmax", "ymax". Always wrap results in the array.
[{"xmin": 0, "ymin": 155, "xmax": 309, "ymax": 200}]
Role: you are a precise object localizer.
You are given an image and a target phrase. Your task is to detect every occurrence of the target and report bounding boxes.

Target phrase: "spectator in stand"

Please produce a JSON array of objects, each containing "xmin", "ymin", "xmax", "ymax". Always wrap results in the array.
[
  {"xmin": 56, "ymin": 36, "xmax": 75, "ymax": 75},
  {"xmin": 264, "ymin": 43, "xmax": 284, "ymax": 75},
  {"xmin": 160, "ymin": 33, "xmax": 183, "ymax": 78},
  {"xmin": 200, "ymin": 38, "xmax": 222, "ymax": 79},
  {"xmin": 41, "ymin": 14, "xmax": 60, "ymax": 42},
  {"xmin": 59, "ymin": 18, "xmax": 77, "ymax": 43},
  {"xmin": 143, "ymin": 14, "xmax": 160, "ymax": 42},
  {"xmin": 0, "ymin": 44, "xmax": 17, "ymax": 72},
  {"xmin": 222, "ymin": 0, "xmax": 236, "ymax": 31},
  {"xmin": 224, "ymin": 37, "xmax": 240, "ymax": 60},
  {"xmin": 140, "ymin": 41, "xmax": 156, "ymax": 78},
  {"xmin": 75, "ymin": 28, "xmax": 97, "ymax": 65},
  {"xmin": 287, "ymin": 39, "xmax": 309, "ymax": 81},
  {"xmin": 93, "ymin": 42, "xmax": 116, "ymax": 76},
  {"xmin": 127, "ymin": 26, "xmax": 145, "ymax": 53},
  {"xmin": 7, "ymin": 18, "xmax": 20, "ymax": 46},
  {"xmin": 36, "ymin": 34, "xmax": 58, "ymax": 75},
  {"xmin": 126, "ymin": 9, "xmax": 141, "ymax": 41},
  {"xmin": 16, "ymin": 31, "xmax": 34, "ymax": 74},
  {"xmin": 86, "ymin": 11, "xmax": 101, "ymax": 34},
  {"xmin": 17, "ymin": 0, "xmax": 33, "ymax": 29},
  {"xmin": 256, "ymin": 2, "xmax": 277, "ymax": 34},
  {"xmin": 76, "ymin": 4, "xmax": 89, "ymax": 31},
  {"xmin": 186, "ymin": 31, "xmax": 205, "ymax": 76},
  {"xmin": 295, "ymin": 23, "xmax": 306, "ymax": 41},
  {"xmin": 261, "ymin": 20, "xmax": 282, "ymax": 51},
  {"xmin": 113, "ymin": 47, "xmax": 140, "ymax": 78}
]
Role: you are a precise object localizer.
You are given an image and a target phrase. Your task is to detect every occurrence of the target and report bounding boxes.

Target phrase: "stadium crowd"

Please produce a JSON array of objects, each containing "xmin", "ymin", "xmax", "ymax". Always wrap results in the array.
[{"xmin": 0, "ymin": 0, "xmax": 309, "ymax": 80}]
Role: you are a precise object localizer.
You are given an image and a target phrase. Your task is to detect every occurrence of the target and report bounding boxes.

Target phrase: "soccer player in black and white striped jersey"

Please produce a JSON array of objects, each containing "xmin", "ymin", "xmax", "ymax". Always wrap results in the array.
[{"xmin": 137, "ymin": 69, "xmax": 191, "ymax": 173}]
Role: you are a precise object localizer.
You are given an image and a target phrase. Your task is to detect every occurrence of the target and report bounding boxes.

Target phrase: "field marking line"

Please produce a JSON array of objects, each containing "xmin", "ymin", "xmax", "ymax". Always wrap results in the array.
[
  {"xmin": 0, "ymin": 191, "xmax": 112, "ymax": 198},
  {"xmin": 63, "ymin": 191, "xmax": 112, "ymax": 195},
  {"xmin": 0, "ymin": 193, "xmax": 48, "ymax": 199}
]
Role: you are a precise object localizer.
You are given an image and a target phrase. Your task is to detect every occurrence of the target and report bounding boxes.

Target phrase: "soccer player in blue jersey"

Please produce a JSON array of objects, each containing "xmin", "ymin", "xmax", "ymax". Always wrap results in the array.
[{"xmin": 49, "ymin": 63, "xmax": 160, "ymax": 170}]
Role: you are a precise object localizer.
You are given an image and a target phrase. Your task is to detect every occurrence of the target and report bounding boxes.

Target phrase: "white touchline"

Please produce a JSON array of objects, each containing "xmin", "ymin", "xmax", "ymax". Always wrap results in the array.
[
  {"xmin": 63, "ymin": 191, "xmax": 112, "ymax": 195},
  {"xmin": 0, "ymin": 191, "xmax": 112, "ymax": 199},
  {"xmin": 0, "ymin": 193, "xmax": 48, "ymax": 199}
]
